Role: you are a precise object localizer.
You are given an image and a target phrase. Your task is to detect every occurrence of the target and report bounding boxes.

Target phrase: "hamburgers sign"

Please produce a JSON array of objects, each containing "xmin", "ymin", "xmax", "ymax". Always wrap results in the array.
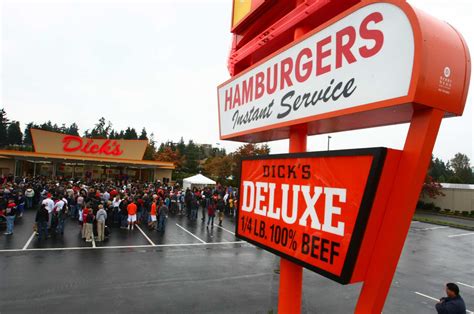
[{"xmin": 217, "ymin": 1, "xmax": 469, "ymax": 142}]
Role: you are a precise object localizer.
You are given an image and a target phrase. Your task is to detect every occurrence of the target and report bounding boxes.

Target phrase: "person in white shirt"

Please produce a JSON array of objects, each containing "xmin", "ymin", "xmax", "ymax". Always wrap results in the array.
[
  {"xmin": 24, "ymin": 187, "xmax": 35, "ymax": 209},
  {"xmin": 54, "ymin": 197, "xmax": 68, "ymax": 235},
  {"xmin": 112, "ymin": 196, "xmax": 121, "ymax": 226},
  {"xmin": 102, "ymin": 190, "xmax": 110, "ymax": 203},
  {"xmin": 42, "ymin": 194, "xmax": 55, "ymax": 228}
]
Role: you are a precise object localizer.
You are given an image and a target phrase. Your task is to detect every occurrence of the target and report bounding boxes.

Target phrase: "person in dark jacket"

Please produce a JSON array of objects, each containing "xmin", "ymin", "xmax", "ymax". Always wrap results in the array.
[
  {"xmin": 35, "ymin": 204, "xmax": 49, "ymax": 241},
  {"xmin": 436, "ymin": 282, "xmax": 467, "ymax": 314},
  {"xmin": 157, "ymin": 201, "xmax": 168, "ymax": 233}
]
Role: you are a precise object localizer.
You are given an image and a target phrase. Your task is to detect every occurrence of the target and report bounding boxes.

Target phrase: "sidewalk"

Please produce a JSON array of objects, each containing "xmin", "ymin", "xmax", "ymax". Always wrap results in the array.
[{"xmin": 413, "ymin": 210, "xmax": 474, "ymax": 230}]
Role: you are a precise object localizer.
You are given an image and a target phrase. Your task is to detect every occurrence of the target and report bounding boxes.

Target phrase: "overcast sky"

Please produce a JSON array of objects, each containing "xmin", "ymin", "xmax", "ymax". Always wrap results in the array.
[{"xmin": 1, "ymin": 0, "xmax": 473, "ymax": 162}]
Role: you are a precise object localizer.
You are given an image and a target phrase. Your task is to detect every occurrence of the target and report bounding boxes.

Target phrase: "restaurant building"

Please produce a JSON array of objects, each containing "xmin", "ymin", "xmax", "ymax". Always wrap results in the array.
[{"xmin": 0, "ymin": 129, "xmax": 174, "ymax": 182}]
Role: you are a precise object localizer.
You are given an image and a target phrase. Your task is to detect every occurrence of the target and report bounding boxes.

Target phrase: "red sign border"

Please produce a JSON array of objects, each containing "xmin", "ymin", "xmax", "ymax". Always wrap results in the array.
[{"xmin": 236, "ymin": 147, "xmax": 387, "ymax": 284}]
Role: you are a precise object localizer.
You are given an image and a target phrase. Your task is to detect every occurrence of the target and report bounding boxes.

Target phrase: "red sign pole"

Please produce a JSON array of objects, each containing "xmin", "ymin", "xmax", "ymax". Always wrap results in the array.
[
  {"xmin": 278, "ymin": 124, "xmax": 307, "ymax": 314},
  {"xmin": 355, "ymin": 108, "xmax": 444, "ymax": 312},
  {"xmin": 277, "ymin": 11, "xmax": 310, "ymax": 311}
]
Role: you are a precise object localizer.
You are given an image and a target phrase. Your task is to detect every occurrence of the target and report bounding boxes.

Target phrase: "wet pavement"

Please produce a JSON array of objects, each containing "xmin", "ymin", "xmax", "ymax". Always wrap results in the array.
[{"xmin": 0, "ymin": 210, "xmax": 473, "ymax": 313}]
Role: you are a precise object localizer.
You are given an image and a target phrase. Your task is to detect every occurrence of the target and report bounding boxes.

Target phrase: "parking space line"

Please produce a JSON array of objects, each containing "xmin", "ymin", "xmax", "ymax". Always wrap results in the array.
[
  {"xmin": 415, "ymin": 292, "xmax": 474, "ymax": 314},
  {"xmin": 419, "ymin": 226, "xmax": 449, "ymax": 231},
  {"xmin": 448, "ymin": 232, "xmax": 474, "ymax": 238},
  {"xmin": 214, "ymin": 224, "xmax": 237, "ymax": 236},
  {"xmin": 457, "ymin": 282, "xmax": 474, "ymax": 289},
  {"xmin": 0, "ymin": 241, "xmax": 246, "ymax": 253},
  {"xmin": 176, "ymin": 223, "xmax": 206, "ymax": 244},
  {"xmin": 22, "ymin": 232, "xmax": 36, "ymax": 250},
  {"xmin": 136, "ymin": 225, "xmax": 156, "ymax": 246},
  {"xmin": 414, "ymin": 291, "xmax": 439, "ymax": 302}
]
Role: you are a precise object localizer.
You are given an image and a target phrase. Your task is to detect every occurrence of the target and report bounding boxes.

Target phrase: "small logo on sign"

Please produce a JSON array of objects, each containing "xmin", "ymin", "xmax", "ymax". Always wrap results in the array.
[
  {"xmin": 438, "ymin": 66, "xmax": 452, "ymax": 95},
  {"xmin": 444, "ymin": 67, "xmax": 451, "ymax": 78}
]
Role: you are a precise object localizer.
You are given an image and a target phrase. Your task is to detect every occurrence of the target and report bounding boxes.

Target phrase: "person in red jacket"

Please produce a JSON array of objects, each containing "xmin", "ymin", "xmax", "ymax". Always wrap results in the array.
[
  {"xmin": 127, "ymin": 201, "xmax": 137, "ymax": 230},
  {"xmin": 148, "ymin": 198, "xmax": 157, "ymax": 230},
  {"xmin": 207, "ymin": 195, "xmax": 217, "ymax": 229}
]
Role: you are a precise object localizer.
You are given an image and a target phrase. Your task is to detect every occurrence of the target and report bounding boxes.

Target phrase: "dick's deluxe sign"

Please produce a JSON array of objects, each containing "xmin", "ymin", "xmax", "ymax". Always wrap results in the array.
[
  {"xmin": 218, "ymin": 3, "xmax": 415, "ymax": 140},
  {"xmin": 236, "ymin": 148, "xmax": 401, "ymax": 284}
]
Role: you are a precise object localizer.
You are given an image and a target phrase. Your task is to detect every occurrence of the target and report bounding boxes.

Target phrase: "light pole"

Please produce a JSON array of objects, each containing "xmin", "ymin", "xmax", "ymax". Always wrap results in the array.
[{"xmin": 327, "ymin": 136, "xmax": 332, "ymax": 151}]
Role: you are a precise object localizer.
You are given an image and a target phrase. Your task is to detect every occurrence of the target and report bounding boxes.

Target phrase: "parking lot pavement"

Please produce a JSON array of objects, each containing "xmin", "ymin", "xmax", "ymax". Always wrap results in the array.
[
  {"xmin": 0, "ymin": 214, "xmax": 472, "ymax": 313},
  {"xmin": 299, "ymin": 221, "xmax": 474, "ymax": 313},
  {"xmin": 0, "ymin": 209, "xmax": 37, "ymax": 250}
]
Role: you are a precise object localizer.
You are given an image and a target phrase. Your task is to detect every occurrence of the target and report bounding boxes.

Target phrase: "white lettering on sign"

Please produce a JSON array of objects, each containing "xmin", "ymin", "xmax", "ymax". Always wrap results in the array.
[
  {"xmin": 218, "ymin": 3, "xmax": 414, "ymax": 139},
  {"xmin": 241, "ymin": 181, "xmax": 347, "ymax": 236}
]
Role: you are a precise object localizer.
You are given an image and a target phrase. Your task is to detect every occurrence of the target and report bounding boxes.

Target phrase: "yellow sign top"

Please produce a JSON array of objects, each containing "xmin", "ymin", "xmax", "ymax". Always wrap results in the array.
[{"xmin": 233, "ymin": 0, "xmax": 253, "ymax": 27}]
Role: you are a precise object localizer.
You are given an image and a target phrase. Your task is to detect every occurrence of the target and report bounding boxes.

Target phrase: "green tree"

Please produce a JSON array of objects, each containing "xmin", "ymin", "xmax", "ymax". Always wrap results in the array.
[
  {"xmin": 183, "ymin": 140, "xmax": 200, "ymax": 174},
  {"xmin": 123, "ymin": 127, "xmax": 138, "ymax": 140},
  {"xmin": 66, "ymin": 123, "xmax": 80, "ymax": 136},
  {"xmin": 449, "ymin": 153, "xmax": 472, "ymax": 183},
  {"xmin": 143, "ymin": 133, "xmax": 156, "ymax": 160},
  {"xmin": 428, "ymin": 156, "xmax": 450, "ymax": 181},
  {"xmin": 39, "ymin": 121, "xmax": 60, "ymax": 132},
  {"xmin": 86, "ymin": 117, "xmax": 112, "ymax": 138},
  {"xmin": 139, "ymin": 128, "xmax": 148, "ymax": 140},
  {"xmin": 23, "ymin": 122, "xmax": 36, "ymax": 146},
  {"xmin": 176, "ymin": 137, "xmax": 186, "ymax": 156},
  {"xmin": 0, "ymin": 108, "xmax": 9, "ymax": 147},
  {"xmin": 7, "ymin": 121, "xmax": 23, "ymax": 145}
]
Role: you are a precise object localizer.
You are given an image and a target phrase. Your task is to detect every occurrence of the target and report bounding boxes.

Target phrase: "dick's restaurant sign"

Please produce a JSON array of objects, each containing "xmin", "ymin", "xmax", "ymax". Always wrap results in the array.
[
  {"xmin": 31, "ymin": 128, "xmax": 147, "ymax": 161},
  {"xmin": 236, "ymin": 148, "xmax": 400, "ymax": 283}
]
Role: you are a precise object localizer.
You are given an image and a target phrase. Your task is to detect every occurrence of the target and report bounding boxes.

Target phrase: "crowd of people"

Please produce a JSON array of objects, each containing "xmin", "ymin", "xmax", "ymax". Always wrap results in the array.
[{"xmin": 0, "ymin": 175, "xmax": 238, "ymax": 242}]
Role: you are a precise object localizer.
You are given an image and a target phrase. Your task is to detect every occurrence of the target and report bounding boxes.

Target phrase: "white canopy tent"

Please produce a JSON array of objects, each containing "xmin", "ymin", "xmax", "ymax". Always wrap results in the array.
[{"xmin": 182, "ymin": 174, "xmax": 216, "ymax": 190}]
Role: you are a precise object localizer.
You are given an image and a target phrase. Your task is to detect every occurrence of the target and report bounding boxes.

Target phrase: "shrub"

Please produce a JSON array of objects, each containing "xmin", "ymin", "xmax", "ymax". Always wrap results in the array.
[
  {"xmin": 444, "ymin": 208, "xmax": 452, "ymax": 214},
  {"xmin": 424, "ymin": 202, "xmax": 436, "ymax": 211},
  {"xmin": 417, "ymin": 200, "xmax": 425, "ymax": 209},
  {"xmin": 461, "ymin": 211, "xmax": 469, "ymax": 216},
  {"xmin": 434, "ymin": 206, "xmax": 441, "ymax": 211}
]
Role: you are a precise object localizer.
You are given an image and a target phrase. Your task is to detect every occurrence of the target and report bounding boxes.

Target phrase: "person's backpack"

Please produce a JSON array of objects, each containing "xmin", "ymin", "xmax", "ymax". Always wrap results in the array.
[
  {"xmin": 5, "ymin": 205, "xmax": 16, "ymax": 216},
  {"xmin": 217, "ymin": 199, "xmax": 225, "ymax": 210},
  {"xmin": 86, "ymin": 213, "xmax": 94, "ymax": 224}
]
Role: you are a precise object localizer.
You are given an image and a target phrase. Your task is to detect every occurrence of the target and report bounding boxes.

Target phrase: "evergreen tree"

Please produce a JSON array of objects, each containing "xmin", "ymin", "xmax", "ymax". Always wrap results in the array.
[
  {"xmin": 66, "ymin": 123, "xmax": 80, "ymax": 136},
  {"xmin": 0, "ymin": 109, "xmax": 9, "ymax": 147},
  {"xmin": 88, "ymin": 117, "xmax": 112, "ymax": 138},
  {"xmin": 7, "ymin": 121, "xmax": 23, "ymax": 145},
  {"xmin": 139, "ymin": 128, "xmax": 148, "ymax": 140},
  {"xmin": 123, "ymin": 127, "xmax": 138, "ymax": 140},
  {"xmin": 23, "ymin": 122, "xmax": 36, "ymax": 145},
  {"xmin": 183, "ymin": 140, "xmax": 200, "ymax": 174},
  {"xmin": 143, "ymin": 133, "xmax": 156, "ymax": 160},
  {"xmin": 176, "ymin": 137, "xmax": 186, "ymax": 156}
]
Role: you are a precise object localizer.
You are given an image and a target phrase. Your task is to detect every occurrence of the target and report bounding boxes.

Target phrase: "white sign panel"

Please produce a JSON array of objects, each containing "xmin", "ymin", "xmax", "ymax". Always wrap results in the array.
[{"xmin": 218, "ymin": 3, "xmax": 414, "ymax": 139}]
